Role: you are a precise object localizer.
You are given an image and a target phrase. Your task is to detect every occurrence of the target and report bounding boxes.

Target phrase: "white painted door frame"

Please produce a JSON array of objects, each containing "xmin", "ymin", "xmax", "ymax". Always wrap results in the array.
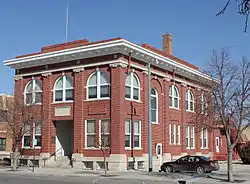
[{"xmin": 156, "ymin": 143, "xmax": 163, "ymax": 165}]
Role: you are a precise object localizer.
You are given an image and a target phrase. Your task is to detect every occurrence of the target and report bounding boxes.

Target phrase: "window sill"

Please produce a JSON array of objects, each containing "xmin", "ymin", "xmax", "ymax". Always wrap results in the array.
[
  {"xmin": 186, "ymin": 110, "xmax": 195, "ymax": 113},
  {"xmin": 34, "ymin": 147, "xmax": 41, "ymax": 149},
  {"xmin": 25, "ymin": 103, "xmax": 42, "ymax": 106},
  {"xmin": 22, "ymin": 147, "xmax": 31, "ymax": 149},
  {"xmin": 200, "ymin": 147, "xmax": 209, "ymax": 150},
  {"xmin": 125, "ymin": 98, "xmax": 142, "ymax": 103},
  {"xmin": 152, "ymin": 122, "xmax": 159, "ymax": 125},
  {"xmin": 125, "ymin": 147, "xmax": 142, "ymax": 150},
  {"xmin": 51, "ymin": 101, "xmax": 74, "ymax": 104},
  {"xmin": 169, "ymin": 107, "xmax": 180, "ymax": 110},
  {"xmin": 84, "ymin": 147, "xmax": 101, "ymax": 150},
  {"xmin": 84, "ymin": 98, "xmax": 110, "ymax": 102},
  {"xmin": 170, "ymin": 143, "xmax": 181, "ymax": 146},
  {"xmin": 186, "ymin": 147, "xmax": 196, "ymax": 150}
]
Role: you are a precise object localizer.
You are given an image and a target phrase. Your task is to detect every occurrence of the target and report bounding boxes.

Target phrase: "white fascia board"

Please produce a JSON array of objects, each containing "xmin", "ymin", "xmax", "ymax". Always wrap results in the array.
[{"xmin": 3, "ymin": 39, "xmax": 217, "ymax": 82}]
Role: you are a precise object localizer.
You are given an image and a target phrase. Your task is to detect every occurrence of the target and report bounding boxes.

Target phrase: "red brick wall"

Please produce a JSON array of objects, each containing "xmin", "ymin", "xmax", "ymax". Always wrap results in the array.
[{"xmin": 14, "ymin": 55, "xmax": 225, "ymax": 159}]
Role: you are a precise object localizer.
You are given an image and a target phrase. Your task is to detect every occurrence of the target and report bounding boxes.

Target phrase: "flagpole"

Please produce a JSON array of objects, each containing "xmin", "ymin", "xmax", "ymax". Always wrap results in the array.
[{"xmin": 65, "ymin": 4, "xmax": 68, "ymax": 42}]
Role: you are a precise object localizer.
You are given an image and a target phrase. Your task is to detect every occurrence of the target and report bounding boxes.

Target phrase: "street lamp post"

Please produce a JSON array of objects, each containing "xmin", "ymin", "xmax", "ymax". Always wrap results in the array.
[{"xmin": 147, "ymin": 63, "xmax": 153, "ymax": 172}]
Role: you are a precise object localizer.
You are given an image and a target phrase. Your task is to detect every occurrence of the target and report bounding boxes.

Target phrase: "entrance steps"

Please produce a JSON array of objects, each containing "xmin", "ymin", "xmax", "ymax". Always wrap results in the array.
[{"xmin": 45, "ymin": 156, "xmax": 72, "ymax": 168}]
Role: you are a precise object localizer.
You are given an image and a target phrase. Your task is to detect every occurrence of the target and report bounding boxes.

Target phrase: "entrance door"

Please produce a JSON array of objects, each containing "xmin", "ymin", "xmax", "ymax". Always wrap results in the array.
[
  {"xmin": 215, "ymin": 137, "xmax": 220, "ymax": 153},
  {"xmin": 156, "ymin": 143, "xmax": 162, "ymax": 166}
]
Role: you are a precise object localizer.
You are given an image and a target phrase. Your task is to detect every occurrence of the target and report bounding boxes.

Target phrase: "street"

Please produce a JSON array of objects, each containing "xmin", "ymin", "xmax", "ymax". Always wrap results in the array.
[{"xmin": 0, "ymin": 173, "xmax": 172, "ymax": 184}]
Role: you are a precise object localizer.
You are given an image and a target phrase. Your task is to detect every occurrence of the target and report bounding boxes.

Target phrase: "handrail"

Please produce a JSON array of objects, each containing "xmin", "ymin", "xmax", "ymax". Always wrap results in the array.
[{"xmin": 47, "ymin": 147, "xmax": 63, "ymax": 161}]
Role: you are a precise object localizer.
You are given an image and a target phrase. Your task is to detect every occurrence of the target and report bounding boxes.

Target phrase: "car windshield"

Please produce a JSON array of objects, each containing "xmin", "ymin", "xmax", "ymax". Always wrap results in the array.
[{"xmin": 199, "ymin": 156, "xmax": 210, "ymax": 161}]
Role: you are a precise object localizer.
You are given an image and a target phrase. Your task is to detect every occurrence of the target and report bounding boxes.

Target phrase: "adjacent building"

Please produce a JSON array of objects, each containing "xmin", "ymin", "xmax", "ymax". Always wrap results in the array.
[
  {"xmin": 0, "ymin": 94, "xmax": 13, "ymax": 160},
  {"xmin": 3, "ymin": 34, "xmax": 228, "ymax": 171}
]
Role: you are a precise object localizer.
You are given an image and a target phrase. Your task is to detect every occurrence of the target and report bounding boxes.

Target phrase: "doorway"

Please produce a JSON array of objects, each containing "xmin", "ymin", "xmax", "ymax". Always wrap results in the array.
[
  {"xmin": 55, "ymin": 120, "xmax": 74, "ymax": 158},
  {"xmin": 156, "ymin": 143, "xmax": 163, "ymax": 166}
]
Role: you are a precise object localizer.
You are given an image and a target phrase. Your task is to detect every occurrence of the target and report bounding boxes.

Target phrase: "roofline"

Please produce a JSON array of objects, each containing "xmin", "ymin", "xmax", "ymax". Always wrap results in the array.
[{"xmin": 3, "ymin": 38, "xmax": 218, "ymax": 82}]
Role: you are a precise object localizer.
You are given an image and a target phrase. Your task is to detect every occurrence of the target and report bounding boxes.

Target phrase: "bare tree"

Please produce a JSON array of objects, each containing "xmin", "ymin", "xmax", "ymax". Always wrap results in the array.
[
  {"xmin": 0, "ymin": 94, "xmax": 41, "ymax": 171},
  {"xmin": 98, "ymin": 120, "xmax": 110, "ymax": 177},
  {"xmin": 194, "ymin": 48, "xmax": 250, "ymax": 182},
  {"xmin": 217, "ymin": 0, "xmax": 250, "ymax": 32}
]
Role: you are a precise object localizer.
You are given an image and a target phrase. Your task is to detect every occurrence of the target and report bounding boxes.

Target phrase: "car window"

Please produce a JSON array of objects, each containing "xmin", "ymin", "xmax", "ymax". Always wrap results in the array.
[
  {"xmin": 178, "ymin": 156, "xmax": 188, "ymax": 163},
  {"xmin": 188, "ymin": 156, "xmax": 196, "ymax": 162},
  {"xmin": 199, "ymin": 156, "xmax": 210, "ymax": 161}
]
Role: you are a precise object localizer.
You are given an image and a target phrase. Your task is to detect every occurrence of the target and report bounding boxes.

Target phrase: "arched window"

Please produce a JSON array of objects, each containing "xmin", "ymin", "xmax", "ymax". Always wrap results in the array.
[
  {"xmin": 54, "ymin": 75, "xmax": 73, "ymax": 102},
  {"xmin": 25, "ymin": 79, "xmax": 42, "ymax": 105},
  {"xmin": 151, "ymin": 88, "xmax": 158, "ymax": 124},
  {"xmin": 186, "ymin": 89, "xmax": 194, "ymax": 111},
  {"xmin": 169, "ymin": 85, "xmax": 179, "ymax": 108},
  {"xmin": 200, "ymin": 93, "xmax": 208, "ymax": 115},
  {"xmin": 125, "ymin": 72, "xmax": 140, "ymax": 101},
  {"xmin": 87, "ymin": 70, "xmax": 110, "ymax": 99}
]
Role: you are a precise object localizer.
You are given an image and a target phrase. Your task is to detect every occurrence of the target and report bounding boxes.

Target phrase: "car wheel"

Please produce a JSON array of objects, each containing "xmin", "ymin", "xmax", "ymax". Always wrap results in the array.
[
  {"xmin": 165, "ymin": 165, "xmax": 173, "ymax": 173},
  {"xmin": 196, "ymin": 166, "xmax": 205, "ymax": 174}
]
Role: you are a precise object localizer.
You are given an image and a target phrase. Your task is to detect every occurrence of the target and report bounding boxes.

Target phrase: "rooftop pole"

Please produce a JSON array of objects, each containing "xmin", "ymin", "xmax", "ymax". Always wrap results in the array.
[{"xmin": 65, "ymin": 4, "xmax": 69, "ymax": 42}]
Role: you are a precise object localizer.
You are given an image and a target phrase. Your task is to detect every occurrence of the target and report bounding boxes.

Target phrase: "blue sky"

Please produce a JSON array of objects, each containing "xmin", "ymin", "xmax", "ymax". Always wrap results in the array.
[{"xmin": 0, "ymin": 0, "xmax": 249, "ymax": 94}]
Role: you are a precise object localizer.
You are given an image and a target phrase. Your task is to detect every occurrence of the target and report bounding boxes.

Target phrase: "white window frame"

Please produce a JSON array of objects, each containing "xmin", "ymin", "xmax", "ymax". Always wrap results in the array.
[
  {"xmin": 125, "ymin": 72, "xmax": 140, "ymax": 101},
  {"xmin": 173, "ymin": 124, "xmax": 176, "ymax": 144},
  {"xmin": 169, "ymin": 124, "xmax": 172, "ymax": 145},
  {"xmin": 200, "ymin": 93, "xmax": 208, "ymax": 115},
  {"xmin": 24, "ymin": 79, "xmax": 42, "ymax": 105},
  {"xmin": 125, "ymin": 120, "xmax": 131, "ymax": 148},
  {"xmin": 54, "ymin": 75, "xmax": 74, "ymax": 102},
  {"xmin": 186, "ymin": 126, "xmax": 190, "ymax": 149},
  {"xmin": 177, "ymin": 125, "xmax": 181, "ymax": 145},
  {"xmin": 22, "ymin": 124, "xmax": 31, "ymax": 149},
  {"xmin": 87, "ymin": 70, "xmax": 110, "ymax": 100},
  {"xmin": 169, "ymin": 85, "xmax": 179, "ymax": 109},
  {"xmin": 85, "ymin": 120, "xmax": 96, "ymax": 148},
  {"xmin": 99, "ymin": 119, "xmax": 110, "ymax": 148},
  {"xmin": 151, "ymin": 88, "xmax": 158, "ymax": 124},
  {"xmin": 190, "ymin": 126, "xmax": 195, "ymax": 149},
  {"xmin": 200, "ymin": 128, "xmax": 208, "ymax": 149},
  {"xmin": 33, "ymin": 121, "xmax": 42, "ymax": 149},
  {"xmin": 134, "ymin": 120, "xmax": 141, "ymax": 149},
  {"xmin": 186, "ymin": 89, "xmax": 194, "ymax": 112},
  {"xmin": 125, "ymin": 120, "xmax": 141, "ymax": 149}
]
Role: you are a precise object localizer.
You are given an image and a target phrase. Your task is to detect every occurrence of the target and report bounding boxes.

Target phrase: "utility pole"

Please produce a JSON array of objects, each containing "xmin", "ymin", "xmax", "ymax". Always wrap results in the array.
[{"xmin": 148, "ymin": 63, "xmax": 153, "ymax": 172}]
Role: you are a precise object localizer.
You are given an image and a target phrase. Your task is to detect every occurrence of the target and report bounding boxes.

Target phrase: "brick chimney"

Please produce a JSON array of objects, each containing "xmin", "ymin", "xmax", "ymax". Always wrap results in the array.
[{"xmin": 162, "ymin": 34, "xmax": 172, "ymax": 55}]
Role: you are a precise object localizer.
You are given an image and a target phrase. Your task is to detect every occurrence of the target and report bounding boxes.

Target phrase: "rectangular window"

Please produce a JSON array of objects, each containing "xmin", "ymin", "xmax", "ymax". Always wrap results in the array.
[
  {"xmin": 177, "ymin": 125, "xmax": 181, "ymax": 145},
  {"xmin": 100, "ymin": 85, "xmax": 110, "ymax": 98},
  {"xmin": 173, "ymin": 124, "xmax": 176, "ymax": 144},
  {"xmin": 66, "ymin": 89, "xmax": 74, "ymax": 101},
  {"xmin": 88, "ymin": 87, "xmax": 97, "ymax": 99},
  {"xmin": 169, "ymin": 124, "xmax": 172, "ymax": 144},
  {"xmin": 35, "ymin": 92, "xmax": 42, "ymax": 104},
  {"xmin": 26, "ymin": 93, "xmax": 32, "ymax": 105},
  {"xmin": 125, "ymin": 86, "xmax": 131, "ymax": 99},
  {"xmin": 23, "ymin": 124, "xmax": 31, "ymax": 148},
  {"xmin": 100, "ymin": 119, "xmax": 110, "ymax": 147},
  {"xmin": 34, "ymin": 121, "xmax": 42, "ymax": 148},
  {"xmin": 190, "ymin": 127, "xmax": 195, "ymax": 148},
  {"xmin": 55, "ymin": 90, "xmax": 63, "ymax": 101},
  {"xmin": 174, "ymin": 98, "xmax": 178, "ymax": 108},
  {"xmin": 86, "ymin": 120, "xmax": 96, "ymax": 148},
  {"xmin": 204, "ymin": 129, "xmax": 208, "ymax": 148},
  {"xmin": 186, "ymin": 126, "xmax": 190, "ymax": 148},
  {"xmin": 125, "ymin": 120, "xmax": 131, "ymax": 148},
  {"xmin": 200, "ymin": 128, "xmax": 203, "ymax": 148},
  {"xmin": 0, "ymin": 138, "xmax": 6, "ymax": 151},
  {"xmin": 169, "ymin": 96, "xmax": 173, "ymax": 107},
  {"xmin": 134, "ymin": 120, "xmax": 141, "ymax": 148}
]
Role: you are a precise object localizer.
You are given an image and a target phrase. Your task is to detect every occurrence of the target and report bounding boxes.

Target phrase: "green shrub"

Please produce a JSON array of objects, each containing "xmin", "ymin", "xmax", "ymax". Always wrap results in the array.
[{"xmin": 239, "ymin": 142, "xmax": 250, "ymax": 164}]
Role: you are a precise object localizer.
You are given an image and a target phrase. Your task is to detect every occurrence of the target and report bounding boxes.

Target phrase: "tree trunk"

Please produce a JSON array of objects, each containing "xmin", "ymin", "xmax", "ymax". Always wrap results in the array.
[
  {"xmin": 12, "ymin": 143, "xmax": 19, "ymax": 171},
  {"xmin": 227, "ymin": 147, "xmax": 234, "ymax": 182},
  {"xmin": 103, "ymin": 149, "xmax": 108, "ymax": 177}
]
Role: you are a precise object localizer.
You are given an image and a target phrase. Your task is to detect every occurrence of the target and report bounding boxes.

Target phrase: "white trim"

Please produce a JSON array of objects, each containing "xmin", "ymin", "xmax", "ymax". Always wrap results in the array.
[
  {"xmin": 53, "ymin": 75, "xmax": 74, "ymax": 102},
  {"xmin": 151, "ymin": 88, "xmax": 158, "ymax": 124},
  {"xmin": 125, "ymin": 72, "xmax": 140, "ymax": 101},
  {"xmin": 169, "ymin": 85, "xmax": 179, "ymax": 109},
  {"xmin": 22, "ymin": 124, "xmax": 31, "ymax": 149},
  {"xmin": 169, "ymin": 124, "xmax": 172, "ymax": 145},
  {"xmin": 177, "ymin": 125, "xmax": 181, "ymax": 145},
  {"xmin": 33, "ymin": 121, "xmax": 42, "ymax": 148},
  {"xmin": 186, "ymin": 89, "xmax": 194, "ymax": 112},
  {"xmin": 173, "ymin": 124, "xmax": 176, "ymax": 145},
  {"xmin": 85, "ymin": 119, "xmax": 96, "ymax": 148},
  {"xmin": 87, "ymin": 70, "xmax": 110, "ymax": 100},
  {"xmin": 186, "ymin": 126, "xmax": 190, "ymax": 149},
  {"xmin": 4, "ymin": 39, "xmax": 216, "ymax": 83},
  {"xmin": 134, "ymin": 120, "xmax": 141, "ymax": 149},
  {"xmin": 125, "ymin": 120, "xmax": 131, "ymax": 148},
  {"xmin": 190, "ymin": 127, "xmax": 195, "ymax": 149},
  {"xmin": 24, "ymin": 79, "xmax": 42, "ymax": 105}
]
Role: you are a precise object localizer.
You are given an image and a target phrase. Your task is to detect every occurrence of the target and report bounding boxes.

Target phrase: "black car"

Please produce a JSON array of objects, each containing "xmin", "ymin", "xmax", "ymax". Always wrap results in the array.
[{"xmin": 160, "ymin": 155, "xmax": 219, "ymax": 174}]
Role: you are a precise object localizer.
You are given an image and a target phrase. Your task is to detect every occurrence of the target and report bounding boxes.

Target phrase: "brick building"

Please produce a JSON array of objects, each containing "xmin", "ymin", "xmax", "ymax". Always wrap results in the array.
[
  {"xmin": 0, "ymin": 94, "xmax": 13, "ymax": 160},
  {"xmin": 3, "ymin": 34, "xmax": 227, "ymax": 170}
]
